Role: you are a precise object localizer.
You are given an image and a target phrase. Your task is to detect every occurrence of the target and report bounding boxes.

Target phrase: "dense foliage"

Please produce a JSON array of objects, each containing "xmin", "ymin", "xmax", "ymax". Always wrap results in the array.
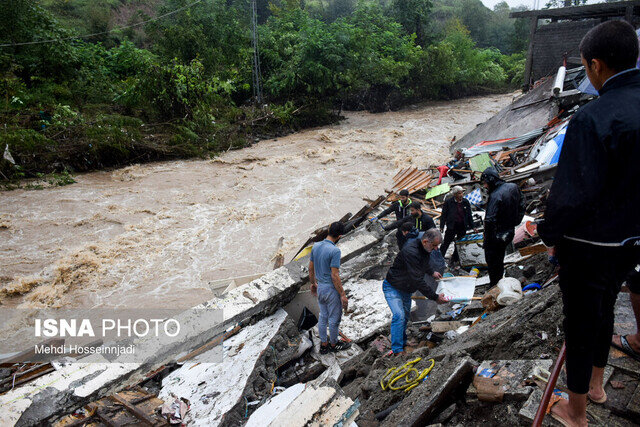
[{"xmin": 1, "ymin": 0, "xmax": 529, "ymax": 180}]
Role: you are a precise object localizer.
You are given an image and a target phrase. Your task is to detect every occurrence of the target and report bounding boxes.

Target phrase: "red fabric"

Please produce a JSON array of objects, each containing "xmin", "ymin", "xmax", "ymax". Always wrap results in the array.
[{"xmin": 436, "ymin": 165, "xmax": 449, "ymax": 185}]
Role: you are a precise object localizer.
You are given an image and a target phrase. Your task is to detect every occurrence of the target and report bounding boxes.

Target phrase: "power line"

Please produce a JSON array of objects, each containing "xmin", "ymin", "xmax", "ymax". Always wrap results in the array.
[
  {"xmin": 0, "ymin": 0, "xmax": 204, "ymax": 48},
  {"xmin": 250, "ymin": 0, "xmax": 263, "ymax": 104}
]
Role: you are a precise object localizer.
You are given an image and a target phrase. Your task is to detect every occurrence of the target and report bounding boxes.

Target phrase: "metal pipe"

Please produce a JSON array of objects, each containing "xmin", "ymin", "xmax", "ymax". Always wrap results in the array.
[
  {"xmin": 532, "ymin": 342, "xmax": 566, "ymax": 427},
  {"xmin": 553, "ymin": 66, "xmax": 567, "ymax": 96}
]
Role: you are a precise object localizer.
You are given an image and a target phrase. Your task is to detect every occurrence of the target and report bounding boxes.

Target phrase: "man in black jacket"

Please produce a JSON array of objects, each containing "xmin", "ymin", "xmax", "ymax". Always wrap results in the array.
[
  {"xmin": 537, "ymin": 21, "xmax": 640, "ymax": 427},
  {"xmin": 440, "ymin": 186, "xmax": 474, "ymax": 264},
  {"xmin": 385, "ymin": 202, "xmax": 436, "ymax": 248},
  {"xmin": 481, "ymin": 167, "xmax": 524, "ymax": 287},
  {"xmin": 382, "ymin": 229, "xmax": 447, "ymax": 354}
]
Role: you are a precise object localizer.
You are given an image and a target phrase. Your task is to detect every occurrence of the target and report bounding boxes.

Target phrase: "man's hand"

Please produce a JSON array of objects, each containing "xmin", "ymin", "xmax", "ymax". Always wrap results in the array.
[
  {"xmin": 432, "ymin": 271, "xmax": 442, "ymax": 280},
  {"xmin": 341, "ymin": 294, "xmax": 348, "ymax": 310},
  {"xmin": 310, "ymin": 282, "xmax": 318, "ymax": 296},
  {"xmin": 547, "ymin": 246, "xmax": 559, "ymax": 266},
  {"xmin": 340, "ymin": 293, "xmax": 349, "ymax": 313},
  {"xmin": 436, "ymin": 293, "xmax": 449, "ymax": 304}
]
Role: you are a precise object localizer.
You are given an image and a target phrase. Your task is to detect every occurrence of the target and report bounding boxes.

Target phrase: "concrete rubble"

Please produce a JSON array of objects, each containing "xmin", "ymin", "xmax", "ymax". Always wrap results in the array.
[
  {"xmin": 4, "ymin": 64, "xmax": 640, "ymax": 427},
  {"xmin": 158, "ymin": 309, "xmax": 295, "ymax": 426}
]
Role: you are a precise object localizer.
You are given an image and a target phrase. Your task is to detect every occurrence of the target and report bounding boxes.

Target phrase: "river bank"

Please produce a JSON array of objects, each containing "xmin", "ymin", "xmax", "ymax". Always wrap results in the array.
[{"xmin": 0, "ymin": 94, "xmax": 513, "ymax": 309}]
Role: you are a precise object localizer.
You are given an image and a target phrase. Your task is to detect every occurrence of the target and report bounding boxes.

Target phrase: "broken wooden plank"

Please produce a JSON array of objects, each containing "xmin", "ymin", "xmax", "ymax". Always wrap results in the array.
[
  {"xmin": 92, "ymin": 407, "xmax": 118, "ymax": 427},
  {"xmin": 518, "ymin": 243, "xmax": 547, "ymax": 256},
  {"xmin": 273, "ymin": 237, "xmax": 285, "ymax": 269},
  {"xmin": 109, "ymin": 394, "xmax": 156, "ymax": 426},
  {"xmin": 3, "ymin": 366, "xmax": 55, "ymax": 392},
  {"xmin": 431, "ymin": 321, "xmax": 464, "ymax": 333},
  {"xmin": 177, "ymin": 325, "xmax": 242, "ymax": 363},
  {"xmin": 0, "ymin": 338, "xmax": 65, "ymax": 364}
]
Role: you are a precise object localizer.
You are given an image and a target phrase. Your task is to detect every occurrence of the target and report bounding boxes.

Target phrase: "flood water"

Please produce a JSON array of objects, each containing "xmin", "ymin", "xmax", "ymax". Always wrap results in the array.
[{"xmin": 0, "ymin": 94, "xmax": 512, "ymax": 309}]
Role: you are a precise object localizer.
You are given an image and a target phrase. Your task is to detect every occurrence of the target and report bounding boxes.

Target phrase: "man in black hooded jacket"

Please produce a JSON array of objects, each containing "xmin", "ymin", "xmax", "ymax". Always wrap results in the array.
[
  {"xmin": 440, "ymin": 186, "xmax": 474, "ymax": 264},
  {"xmin": 537, "ymin": 21, "xmax": 640, "ymax": 427},
  {"xmin": 481, "ymin": 167, "xmax": 525, "ymax": 286}
]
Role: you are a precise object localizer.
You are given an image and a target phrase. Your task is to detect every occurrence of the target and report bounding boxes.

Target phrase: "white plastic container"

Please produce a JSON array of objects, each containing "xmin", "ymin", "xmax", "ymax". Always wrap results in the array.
[{"xmin": 496, "ymin": 277, "xmax": 523, "ymax": 306}]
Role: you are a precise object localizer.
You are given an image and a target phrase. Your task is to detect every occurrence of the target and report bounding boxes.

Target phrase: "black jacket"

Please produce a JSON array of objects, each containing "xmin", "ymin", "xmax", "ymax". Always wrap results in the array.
[
  {"xmin": 484, "ymin": 173, "xmax": 525, "ymax": 241},
  {"xmin": 385, "ymin": 238, "xmax": 437, "ymax": 300},
  {"xmin": 539, "ymin": 69, "xmax": 640, "ymax": 247},
  {"xmin": 386, "ymin": 211, "xmax": 436, "ymax": 233},
  {"xmin": 376, "ymin": 199, "xmax": 413, "ymax": 221},
  {"xmin": 440, "ymin": 196, "xmax": 473, "ymax": 231}
]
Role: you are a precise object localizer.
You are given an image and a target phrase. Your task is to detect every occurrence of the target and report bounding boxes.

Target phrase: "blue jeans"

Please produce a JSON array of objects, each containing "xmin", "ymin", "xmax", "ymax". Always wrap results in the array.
[
  {"xmin": 382, "ymin": 280, "xmax": 412, "ymax": 353},
  {"xmin": 318, "ymin": 288, "xmax": 342, "ymax": 345}
]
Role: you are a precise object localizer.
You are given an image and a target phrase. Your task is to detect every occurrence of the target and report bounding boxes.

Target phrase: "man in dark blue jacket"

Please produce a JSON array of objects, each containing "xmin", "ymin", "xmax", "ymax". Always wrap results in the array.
[
  {"xmin": 537, "ymin": 20, "xmax": 640, "ymax": 427},
  {"xmin": 481, "ymin": 167, "xmax": 525, "ymax": 286},
  {"xmin": 382, "ymin": 229, "xmax": 447, "ymax": 354}
]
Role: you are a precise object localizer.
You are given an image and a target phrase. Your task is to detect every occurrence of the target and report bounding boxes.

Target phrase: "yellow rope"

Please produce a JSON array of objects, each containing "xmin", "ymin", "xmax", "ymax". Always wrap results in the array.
[{"xmin": 380, "ymin": 357, "xmax": 435, "ymax": 392}]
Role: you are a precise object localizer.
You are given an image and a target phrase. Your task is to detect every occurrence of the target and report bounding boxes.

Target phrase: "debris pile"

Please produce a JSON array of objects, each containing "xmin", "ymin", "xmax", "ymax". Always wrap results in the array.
[{"xmin": 3, "ymin": 67, "xmax": 640, "ymax": 427}]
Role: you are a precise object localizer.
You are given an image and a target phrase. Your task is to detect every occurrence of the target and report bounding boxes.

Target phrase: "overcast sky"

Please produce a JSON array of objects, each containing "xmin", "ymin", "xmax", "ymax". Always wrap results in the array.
[
  {"xmin": 479, "ymin": 0, "xmax": 603, "ymax": 12},
  {"xmin": 480, "ymin": 0, "xmax": 531, "ymax": 10}
]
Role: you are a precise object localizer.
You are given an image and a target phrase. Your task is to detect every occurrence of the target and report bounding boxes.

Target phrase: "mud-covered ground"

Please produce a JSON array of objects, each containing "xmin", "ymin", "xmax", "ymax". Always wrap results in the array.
[{"xmin": 0, "ymin": 94, "xmax": 513, "ymax": 309}]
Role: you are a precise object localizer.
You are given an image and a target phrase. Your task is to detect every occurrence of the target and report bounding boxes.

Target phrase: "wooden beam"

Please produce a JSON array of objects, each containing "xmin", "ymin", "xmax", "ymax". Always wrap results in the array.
[
  {"xmin": 523, "ymin": 17, "xmax": 538, "ymax": 89},
  {"xmin": 0, "ymin": 338, "xmax": 65, "ymax": 364},
  {"xmin": 109, "ymin": 394, "xmax": 156, "ymax": 426},
  {"xmin": 177, "ymin": 325, "xmax": 242, "ymax": 362},
  {"xmin": 518, "ymin": 242, "xmax": 547, "ymax": 256},
  {"xmin": 92, "ymin": 406, "xmax": 119, "ymax": 427}
]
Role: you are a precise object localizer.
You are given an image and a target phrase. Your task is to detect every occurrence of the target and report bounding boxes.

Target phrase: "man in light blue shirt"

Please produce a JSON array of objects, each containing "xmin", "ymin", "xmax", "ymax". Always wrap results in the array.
[{"xmin": 309, "ymin": 222, "xmax": 351, "ymax": 354}]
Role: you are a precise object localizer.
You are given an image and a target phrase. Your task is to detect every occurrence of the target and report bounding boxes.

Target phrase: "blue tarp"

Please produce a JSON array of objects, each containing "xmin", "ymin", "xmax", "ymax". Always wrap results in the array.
[{"xmin": 549, "ymin": 129, "xmax": 566, "ymax": 165}]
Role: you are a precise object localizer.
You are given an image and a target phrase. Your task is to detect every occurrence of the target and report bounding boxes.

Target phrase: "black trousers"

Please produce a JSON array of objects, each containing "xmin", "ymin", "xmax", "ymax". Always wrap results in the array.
[
  {"xmin": 396, "ymin": 230, "xmax": 406, "ymax": 249},
  {"xmin": 558, "ymin": 240, "xmax": 639, "ymax": 394},
  {"xmin": 440, "ymin": 224, "xmax": 466, "ymax": 262},
  {"xmin": 484, "ymin": 237, "xmax": 510, "ymax": 287}
]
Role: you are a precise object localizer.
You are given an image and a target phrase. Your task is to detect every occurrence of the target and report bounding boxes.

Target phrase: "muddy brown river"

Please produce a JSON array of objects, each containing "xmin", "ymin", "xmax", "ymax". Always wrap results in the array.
[{"xmin": 0, "ymin": 94, "xmax": 512, "ymax": 309}]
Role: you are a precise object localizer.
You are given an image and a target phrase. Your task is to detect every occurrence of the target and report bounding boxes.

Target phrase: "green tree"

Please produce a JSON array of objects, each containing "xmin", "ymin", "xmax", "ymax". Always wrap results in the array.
[
  {"xmin": 0, "ymin": 0, "xmax": 78, "ymax": 81},
  {"xmin": 389, "ymin": 0, "xmax": 432, "ymax": 45},
  {"xmin": 147, "ymin": 0, "xmax": 252, "ymax": 85}
]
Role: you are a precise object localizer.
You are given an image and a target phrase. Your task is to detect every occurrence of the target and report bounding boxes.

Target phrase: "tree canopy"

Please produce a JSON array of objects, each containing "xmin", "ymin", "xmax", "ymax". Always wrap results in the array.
[{"xmin": 1, "ymin": 0, "xmax": 530, "ymax": 180}]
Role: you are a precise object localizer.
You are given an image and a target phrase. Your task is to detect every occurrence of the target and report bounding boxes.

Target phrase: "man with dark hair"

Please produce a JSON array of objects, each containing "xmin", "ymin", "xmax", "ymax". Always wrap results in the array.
[
  {"xmin": 538, "ymin": 20, "xmax": 640, "ymax": 427},
  {"xmin": 383, "ymin": 229, "xmax": 448, "ymax": 354},
  {"xmin": 309, "ymin": 222, "xmax": 351, "ymax": 354},
  {"xmin": 399, "ymin": 222, "xmax": 419, "ymax": 247},
  {"xmin": 440, "ymin": 186, "xmax": 474, "ymax": 265},
  {"xmin": 385, "ymin": 201, "xmax": 436, "ymax": 248},
  {"xmin": 481, "ymin": 167, "xmax": 525, "ymax": 287},
  {"xmin": 371, "ymin": 189, "xmax": 413, "ymax": 223}
]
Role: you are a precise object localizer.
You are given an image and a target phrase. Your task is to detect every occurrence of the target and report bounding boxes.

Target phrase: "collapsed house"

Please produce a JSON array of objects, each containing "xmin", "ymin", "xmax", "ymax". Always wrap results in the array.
[{"xmin": 3, "ymin": 63, "xmax": 640, "ymax": 426}]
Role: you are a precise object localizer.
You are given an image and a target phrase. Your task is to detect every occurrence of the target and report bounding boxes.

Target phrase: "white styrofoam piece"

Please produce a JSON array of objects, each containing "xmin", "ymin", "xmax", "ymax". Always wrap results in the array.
[
  {"xmin": 159, "ymin": 309, "xmax": 289, "ymax": 426},
  {"xmin": 246, "ymin": 384, "xmax": 306, "ymax": 427},
  {"xmin": 339, "ymin": 279, "xmax": 390, "ymax": 342},
  {"xmin": 436, "ymin": 276, "xmax": 477, "ymax": 301}
]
